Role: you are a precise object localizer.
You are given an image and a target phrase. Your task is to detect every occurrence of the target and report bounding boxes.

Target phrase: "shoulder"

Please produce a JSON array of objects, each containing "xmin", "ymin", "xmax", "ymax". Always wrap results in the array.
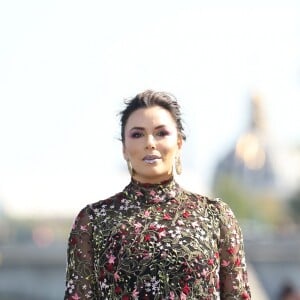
[
  {"xmin": 72, "ymin": 191, "xmax": 124, "ymax": 222},
  {"xmin": 80, "ymin": 191, "xmax": 124, "ymax": 215},
  {"xmin": 91, "ymin": 191, "xmax": 124, "ymax": 207},
  {"xmin": 182, "ymin": 189, "xmax": 236, "ymax": 218}
]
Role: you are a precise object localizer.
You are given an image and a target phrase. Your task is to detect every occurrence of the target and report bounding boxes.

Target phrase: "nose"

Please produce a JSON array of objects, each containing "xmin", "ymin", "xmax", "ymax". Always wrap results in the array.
[{"xmin": 145, "ymin": 135, "xmax": 156, "ymax": 149}]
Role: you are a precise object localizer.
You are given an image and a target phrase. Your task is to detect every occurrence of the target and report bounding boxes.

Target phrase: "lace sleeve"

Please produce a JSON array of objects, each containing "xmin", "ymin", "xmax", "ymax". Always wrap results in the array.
[
  {"xmin": 217, "ymin": 200, "xmax": 251, "ymax": 299},
  {"xmin": 64, "ymin": 205, "xmax": 97, "ymax": 300}
]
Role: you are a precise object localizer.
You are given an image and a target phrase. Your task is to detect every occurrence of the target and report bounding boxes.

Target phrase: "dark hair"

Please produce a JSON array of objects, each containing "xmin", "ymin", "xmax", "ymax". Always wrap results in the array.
[{"xmin": 119, "ymin": 90, "xmax": 186, "ymax": 143}]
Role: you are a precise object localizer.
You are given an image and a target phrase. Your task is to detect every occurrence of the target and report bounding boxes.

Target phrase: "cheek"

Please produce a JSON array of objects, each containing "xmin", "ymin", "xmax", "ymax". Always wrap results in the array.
[
  {"xmin": 124, "ymin": 140, "xmax": 140, "ymax": 157},
  {"xmin": 159, "ymin": 141, "xmax": 178, "ymax": 157}
]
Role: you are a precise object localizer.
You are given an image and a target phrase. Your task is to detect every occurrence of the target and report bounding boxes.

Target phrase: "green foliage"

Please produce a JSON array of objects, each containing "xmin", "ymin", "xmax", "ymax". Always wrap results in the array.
[
  {"xmin": 213, "ymin": 176, "xmax": 256, "ymax": 220},
  {"xmin": 288, "ymin": 189, "xmax": 300, "ymax": 223},
  {"xmin": 212, "ymin": 175, "xmax": 285, "ymax": 226}
]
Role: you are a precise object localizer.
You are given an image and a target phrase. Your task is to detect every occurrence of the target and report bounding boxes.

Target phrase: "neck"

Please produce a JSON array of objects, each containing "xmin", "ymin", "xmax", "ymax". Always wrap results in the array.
[
  {"xmin": 131, "ymin": 175, "xmax": 174, "ymax": 186},
  {"xmin": 132, "ymin": 174, "xmax": 173, "ymax": 185}
]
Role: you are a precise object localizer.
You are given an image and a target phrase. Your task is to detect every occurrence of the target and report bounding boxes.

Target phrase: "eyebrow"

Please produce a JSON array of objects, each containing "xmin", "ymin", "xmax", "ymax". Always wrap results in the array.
[{"xmin": 129, "ymin": 125, "xmax": 167, "ymax": 131}]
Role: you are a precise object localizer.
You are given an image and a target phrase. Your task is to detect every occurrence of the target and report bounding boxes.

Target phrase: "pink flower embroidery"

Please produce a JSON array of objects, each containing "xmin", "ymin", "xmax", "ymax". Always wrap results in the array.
[
  {"xmin": 114, "ymin": 271, "xmax": 120, "ymax": 281},
  {"xmin": 201, "ymin": 269, "xmax": 208, "ymax": 277},
  {"xmin": 71, "ymin": 293, "xmax": 80, "ymax": 300},
  {"xmin": 132, "ymin": 288, "xmax": 139, "ymax": 299},
  {"xmin": 177, "ymin": 220, "xmax": 184, "ymax": 226},
  {"xmin": 221, "ymin": 260, "xmax": 230, "ymax": 267},
  {"xmin": 158, "ymin": 227, "xmax": 166, "ymax": 239},
  {"xmin": 144, "ymin": 210, "xmax": 151, "ymax": 217},
  {"xmin": 108, "ymin": 254, "xmax": 116, "ymax": 264},
  {"xmin": 149, "ymin": 190, "xmax": 156, "ymax": 196},
  {"xmin": 134, "ymin": 222, "xmax": 143, "ymax": 233},
  {"xmin": 80, "ymin": 225, "xmax": 87, "ymax": 231},
  {"xmin": 191, "ymin": 221, "xmax": 198, "ymax": 228}
]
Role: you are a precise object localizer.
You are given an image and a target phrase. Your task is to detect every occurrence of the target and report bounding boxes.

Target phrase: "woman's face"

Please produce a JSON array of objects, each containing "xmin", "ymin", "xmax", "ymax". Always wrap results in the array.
[{"xmin": 123, "ymin": 106, "xmax": 182, "ymax": 184}]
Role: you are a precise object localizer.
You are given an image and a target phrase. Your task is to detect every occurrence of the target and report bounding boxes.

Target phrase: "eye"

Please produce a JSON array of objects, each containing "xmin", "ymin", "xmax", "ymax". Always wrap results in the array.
[
  {"xmin": 157, "ymin": 130, "xmax": 170, "ymax": 137},
  {"xmin": 130, "ymin": 131, "xmax": 143, "ymax": 138}
]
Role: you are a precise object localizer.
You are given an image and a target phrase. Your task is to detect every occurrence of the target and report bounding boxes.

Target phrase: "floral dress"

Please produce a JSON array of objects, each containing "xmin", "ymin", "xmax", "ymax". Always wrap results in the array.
[{"xmin": 64, "ymin": 178, "xmax": 251, "ymax": 299}]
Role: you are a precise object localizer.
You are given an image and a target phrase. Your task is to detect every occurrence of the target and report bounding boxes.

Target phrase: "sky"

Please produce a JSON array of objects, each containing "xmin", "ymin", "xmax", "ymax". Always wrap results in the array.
[{"xmin": 0, "ymin": 0, "xmax": 300, "ymax": 218}]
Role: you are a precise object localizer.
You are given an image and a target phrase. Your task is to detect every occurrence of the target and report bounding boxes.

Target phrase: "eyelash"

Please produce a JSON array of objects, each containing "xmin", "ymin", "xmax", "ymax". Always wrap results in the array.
[
  {"xmin": 130, "ymin": 130, "xmax": 170, "ymax": 138},
  {"xmin": 157, "ymin": 130, "xmax": 169, "ymax": 137},
  {"xmin": 130, "ymin": 132, "xmax": 143, "ymax": 138}
]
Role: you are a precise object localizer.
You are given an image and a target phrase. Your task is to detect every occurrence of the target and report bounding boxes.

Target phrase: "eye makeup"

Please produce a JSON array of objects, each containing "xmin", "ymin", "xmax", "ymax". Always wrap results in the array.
[
  {"xmin": 130, "ymin": 131, "xmax": 143, "ymax": 138},
  {"xmin": 127, "ymin": 125, "xmax": 176, "ymax": 139}
]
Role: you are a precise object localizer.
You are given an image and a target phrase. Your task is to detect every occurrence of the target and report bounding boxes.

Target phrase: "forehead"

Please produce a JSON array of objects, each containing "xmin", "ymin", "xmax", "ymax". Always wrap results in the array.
[{"xmin": 125, "ymin": 106, "xmax": 176, "ymax": 129}]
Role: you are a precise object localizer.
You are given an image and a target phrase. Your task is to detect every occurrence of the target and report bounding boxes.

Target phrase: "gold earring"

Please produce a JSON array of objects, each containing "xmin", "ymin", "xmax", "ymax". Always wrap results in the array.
[
  {"xmin": 175, "ymin": 155, "xmax": 182, "ymax": 175},
  {"xmin": 126, "ymin": 160, "xmax": 134, "ymax": 177}
]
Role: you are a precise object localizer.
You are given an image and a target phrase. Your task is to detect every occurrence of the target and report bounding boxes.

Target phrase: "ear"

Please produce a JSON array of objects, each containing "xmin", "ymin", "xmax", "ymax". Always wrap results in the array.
[
  {"xmin": 177, "ymin": 135, "xmax": 183, "ymax": 150},
  {"xmin": 122, "ymin": 144, "xmax": 128, "ymax": 160}
]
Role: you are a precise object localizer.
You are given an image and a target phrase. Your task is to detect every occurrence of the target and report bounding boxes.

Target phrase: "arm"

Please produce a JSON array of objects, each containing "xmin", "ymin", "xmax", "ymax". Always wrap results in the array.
[
  {"xmin": 64, "ymin": 206, "xmax": 97, "ymax": 300},
  {"xmin": 218, "ymin": 201, "xmax": 251, "ymax": 299}
]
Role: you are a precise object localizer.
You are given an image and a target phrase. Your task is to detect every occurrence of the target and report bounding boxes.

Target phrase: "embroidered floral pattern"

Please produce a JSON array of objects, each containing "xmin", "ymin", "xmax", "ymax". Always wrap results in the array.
[{"xmin": 65, "ymin": 178, "xmax": 251, "ymax": 299}]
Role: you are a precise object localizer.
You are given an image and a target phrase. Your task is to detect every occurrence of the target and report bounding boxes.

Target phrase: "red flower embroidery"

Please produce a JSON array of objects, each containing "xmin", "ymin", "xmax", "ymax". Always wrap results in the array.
[
  {"xmin": 149, "ymin": 223, "xmax": 157, "ymax": 230},
  {"xmin": 227, "ymin": 247, "xmax": 236, "ymax": 255},
  {"xmin": 144, "ymin": 234, "xmax": 151, "ymax": 242},
  {"xmin": 182, "ymin": 283, "xmax": 190, "ymax": 295},
  {"xmin": 69, "ymin": 237, "xmax": 77, "ymax": 246},
  {"xmin": 163, "ymin": 213, "xmax": 172, "ymax": 220},
  {"xmin": 65, "ymin": 179, "xmax": 251, "ymax": 299},
  {"xmin": 99, "ymin": 269, "xmax": 105, "ymax": 280},
  {"xmin": 242, "ymin": 291, "xmax": 250, "ymax": 299},
  {"xmin": 106, "ymin": 263, "xmax": 114, "ymax": 272},
  {"xmin": 182, "ymin": 211, "xmax": 190, "ymax": 218},
  {"xmin": 235, "ymin": 258, "xmax": 241, "ymax": 266}
]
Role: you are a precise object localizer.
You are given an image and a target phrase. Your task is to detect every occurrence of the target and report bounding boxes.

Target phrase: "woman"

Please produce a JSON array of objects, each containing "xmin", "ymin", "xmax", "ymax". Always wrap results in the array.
[{"xmin": 64, "ymin": 90, "xmax": 251, "ymax": 299}]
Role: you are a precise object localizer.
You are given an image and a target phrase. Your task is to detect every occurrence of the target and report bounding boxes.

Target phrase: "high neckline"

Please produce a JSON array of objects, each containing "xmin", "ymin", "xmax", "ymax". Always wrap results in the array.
[
  {"xmin": 130, "ymin": 176, "xmax": 174, "ymax": 188},
  {"xmin": 124, "ymin": 176, "xmax": 181, "ymax": 204}
]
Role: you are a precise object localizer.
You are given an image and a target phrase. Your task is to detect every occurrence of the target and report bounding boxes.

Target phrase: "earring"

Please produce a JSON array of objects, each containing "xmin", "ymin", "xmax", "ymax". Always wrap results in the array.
[
  {"xmin": 126, "ymin": 160, "xmax": 134, "ymax": 177},
  {"xmin": 175, "ymin": 155, "xmax": 182, "ymax": 175}
]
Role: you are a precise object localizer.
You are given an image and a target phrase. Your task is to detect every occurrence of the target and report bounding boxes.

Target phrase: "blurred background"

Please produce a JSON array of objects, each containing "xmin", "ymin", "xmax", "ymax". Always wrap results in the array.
[{"xmin": 1, "ymin": 1, "xmax": 300, "ymax": 299}]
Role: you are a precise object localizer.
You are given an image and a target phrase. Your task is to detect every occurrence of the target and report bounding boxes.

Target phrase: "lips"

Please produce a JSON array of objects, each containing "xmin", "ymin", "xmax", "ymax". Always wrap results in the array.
[{"xmin": 143, "ymin": 155, "xmax": 161, "ymax": 164}]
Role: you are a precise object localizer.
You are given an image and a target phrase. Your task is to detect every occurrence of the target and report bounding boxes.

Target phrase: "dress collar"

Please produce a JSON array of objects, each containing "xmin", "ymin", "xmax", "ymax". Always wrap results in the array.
[{"xmin": 123, "ymin": 177, "xmax": 180, "ymax": 204}]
